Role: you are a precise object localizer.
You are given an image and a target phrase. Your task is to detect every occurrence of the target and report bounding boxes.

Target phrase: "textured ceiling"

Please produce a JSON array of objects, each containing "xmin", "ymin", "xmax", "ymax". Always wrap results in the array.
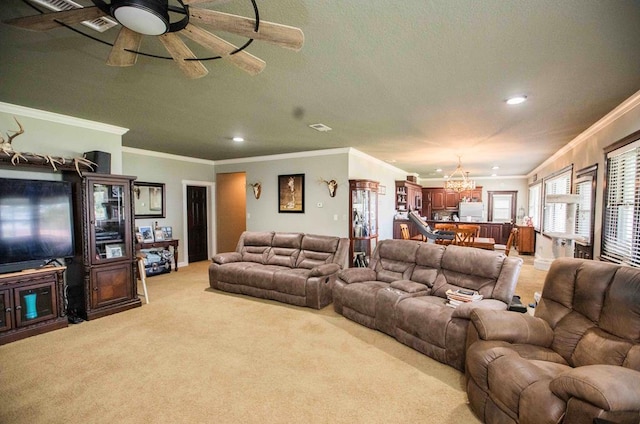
[{"xmin": 1, "ymin": 0, "xmax": 639, "ymax": 178}]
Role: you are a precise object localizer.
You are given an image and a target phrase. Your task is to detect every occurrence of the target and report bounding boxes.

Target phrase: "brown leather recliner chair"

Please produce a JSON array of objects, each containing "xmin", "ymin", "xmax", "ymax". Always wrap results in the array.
[{"xmin": 465, "ymin": 258, "xmax": 640, "ymax": 424}]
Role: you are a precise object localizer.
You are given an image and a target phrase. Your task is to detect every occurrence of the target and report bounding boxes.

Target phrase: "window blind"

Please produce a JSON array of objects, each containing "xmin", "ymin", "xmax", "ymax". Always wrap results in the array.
[
  {"xmin": 575, "ymin": 177, "xmax": 592, "ymax": 243},
  {"xmin": 528, "ymin": 183, "xmax": 541, "ymax": 230},
  {"xmin": 602, "ymin": 140, "xmax": 640, "ymax": 267},
  {"xmin": 543, "ymin": 168, "xmax": 572, "ymax": 234}
]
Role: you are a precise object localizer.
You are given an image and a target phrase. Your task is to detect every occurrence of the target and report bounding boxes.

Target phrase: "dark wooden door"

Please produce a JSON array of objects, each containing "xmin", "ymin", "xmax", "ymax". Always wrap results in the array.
[{"xmin": 187, "ymin": 185, "xmax": 208, "ymax": 263}]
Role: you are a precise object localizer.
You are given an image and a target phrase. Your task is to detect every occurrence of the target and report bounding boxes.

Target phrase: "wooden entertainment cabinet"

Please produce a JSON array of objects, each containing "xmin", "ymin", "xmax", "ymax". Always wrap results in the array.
[
  {"xmin": 64, "ymin": 173, "xmax": 141, "ymax": 320},
  {"xmin": 0, "ymin": 267, "xmax": 67, "ymax": 345}
]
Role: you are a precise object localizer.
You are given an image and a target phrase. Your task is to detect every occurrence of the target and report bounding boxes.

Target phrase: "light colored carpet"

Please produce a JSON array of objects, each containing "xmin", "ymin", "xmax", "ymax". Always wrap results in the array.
[{"xmin": 0, "ymin": 253, "xmax": 545, "ymax": 424}]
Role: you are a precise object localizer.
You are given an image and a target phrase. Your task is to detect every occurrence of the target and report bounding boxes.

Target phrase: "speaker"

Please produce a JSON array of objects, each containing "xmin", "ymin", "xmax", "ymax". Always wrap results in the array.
[{"xmin": 83, "ymin": 151, "xmax": 111, "ymax": 174}]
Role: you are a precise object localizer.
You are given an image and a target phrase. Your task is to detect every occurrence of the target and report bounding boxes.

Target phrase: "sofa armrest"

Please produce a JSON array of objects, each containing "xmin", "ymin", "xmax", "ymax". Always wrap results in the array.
[
  {"xmin": 550, "ymin": 365, "xmax": 640, "ymax": 412},
  {"xmin": 337, "ymin": 268, "xmax": 376, "ymax": 284},
  {"xmin": 451, "ymin": 299, "xmax": 508, "ymax": 319},
  {"xmin": 470, "ymin": 309, "xmax": 554, "ymax": 347},
  {"xmin": 212, "ymin": 252, "xmax": 243, "ymax": 265},
  {"xmin": 309, "ymin": 263, "xmax": 341, "ymax": 277}
]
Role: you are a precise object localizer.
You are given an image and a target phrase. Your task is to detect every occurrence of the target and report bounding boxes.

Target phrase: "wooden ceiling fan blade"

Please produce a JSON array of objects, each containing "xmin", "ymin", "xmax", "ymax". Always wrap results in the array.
[
  {"xmin": 158, "ymin": 33, "xmax": 208, "ymax": 79},
  {"xmin": 107, "ymin": 27, "xmax": 142, "ymax": 67},
  {"xmin": 182, "ymin": 0, "xmax": 228, "ymax": 4},
  {"xmin": 4, "ymin": 7, "xmax": 107, "ymax": 31},
  {"xmin": 181, "ymin": 24, "xmax": 265, "ymax": 76},
  {"xmin": 189, "ymin": 9, "xmax": 304, "ymax": 51}
]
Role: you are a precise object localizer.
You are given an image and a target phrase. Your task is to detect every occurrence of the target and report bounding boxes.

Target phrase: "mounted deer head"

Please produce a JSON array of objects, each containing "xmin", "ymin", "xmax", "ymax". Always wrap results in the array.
[
  {"xmin": 319, "ymin": 178, "xmax": 338, "ymax": 197},
  {"xmin": 249, "ymin": 182, "xmax": 262, "ymax": 199}
]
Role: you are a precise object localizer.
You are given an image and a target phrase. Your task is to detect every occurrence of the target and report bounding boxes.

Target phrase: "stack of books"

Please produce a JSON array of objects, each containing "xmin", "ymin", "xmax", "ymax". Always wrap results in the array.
[{"xmin": 445, "ymin": 289, "xmax": 483, "ymax": 308}]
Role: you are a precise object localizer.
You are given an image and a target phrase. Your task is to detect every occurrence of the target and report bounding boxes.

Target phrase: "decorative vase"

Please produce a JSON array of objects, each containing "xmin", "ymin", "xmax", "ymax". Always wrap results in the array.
[{"xmin": 24, "ymin": 293, "xmax": 38, "ymax": 319}]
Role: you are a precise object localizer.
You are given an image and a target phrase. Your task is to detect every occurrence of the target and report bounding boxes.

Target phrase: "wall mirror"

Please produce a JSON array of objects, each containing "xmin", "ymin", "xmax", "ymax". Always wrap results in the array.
[{"xmin": 133, "ymin": 182, "xmax": 166, "ymax": 218}]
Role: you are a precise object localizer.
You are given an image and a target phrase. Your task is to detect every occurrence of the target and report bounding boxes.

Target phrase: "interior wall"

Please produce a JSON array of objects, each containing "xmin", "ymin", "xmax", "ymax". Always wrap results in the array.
[
  {"xmin": 528, "ymin": 90, "xmax": 640, "ymax": 263},
  {"xmin": 0, "ymin": 102, "xmax": 125, "ymax": 178},
  {"xmin": 122, "ymin": 148, "xmax": 215, "ymax": 267},
  {"xmin": 214, "ymin": 149, "xmax": 350, "ymax": 237},
  {"xmin": 348, "ymin": 149, "xmax": 408, "ymax": 240},
  {"xmin": 215, "ymin": 172, "xmax": 246, "ymax": 253}
]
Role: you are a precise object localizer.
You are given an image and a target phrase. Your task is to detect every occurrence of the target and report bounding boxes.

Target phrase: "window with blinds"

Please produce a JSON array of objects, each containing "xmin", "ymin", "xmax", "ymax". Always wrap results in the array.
[
  {"xmin": 602, "ymin": 139, "xmax": 640, "ymax": 267},
  {"xmin": 528, "ymin": 183, "xmax": 541, "ymax": 231},
  {"xmin": 575, "ymin": 177, "xmax": 593, "ymax": 244},
  {"xmin": 543, "ymin": 167, "xmax": 572, "ymax": 235}
]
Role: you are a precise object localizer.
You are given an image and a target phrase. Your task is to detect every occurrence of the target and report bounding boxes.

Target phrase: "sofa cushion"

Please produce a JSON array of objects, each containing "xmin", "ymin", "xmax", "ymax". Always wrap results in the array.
[
  {"xmin": 430, "ymin": 245, "xmax": 507, "ymax": 300},
  {"xmin": 600, "ymin": 266, "xmax": 640, "ymax": 343},
  {"xmin": 296, "ymin": 234, "xmax": 341, "ymax": 269},
  {"xmin": 410, "ymin": 243, "xmax": 445, "ymax": 288},
  {"xmin": 343, "ymin": 281, "xmax": 389, "ymax": 317},
  {"xmin": 266, "ymin": 233, "xmax": 303, "ymax": 267},
  {"xmin": 395, "ymin": 296, "xmax": 452, "ymax": 348},
  {"xmin": 274, "ymin": 268, "xmax": 311, "ymax": 296},
  {"xmin": 239, "ymin": 231, "xmax": 274, "ymax": 263},
  {"xmin": 389, "ymin": 279, "xmax": 429, "ymax": 294},
  {"xmin": 373, "ymin": 240, "xmax": 419, "ymax": 282},
  {"xmin": 572, "ymin": 328, "xmax": 635, "ymax": 368}
]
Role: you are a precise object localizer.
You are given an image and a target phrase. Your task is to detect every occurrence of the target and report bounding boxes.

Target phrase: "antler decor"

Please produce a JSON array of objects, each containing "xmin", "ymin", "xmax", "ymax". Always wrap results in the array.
[
  {"xmin": 248, "ymin": 182, "xmax": 262, "ymax": 199},
  {"xmin": 319, "ymin": 178, "xmax": 338, "ymax": 197},
  {"xmin": 0, "ymin": 117, "xmax": 97, "ymax": 175}
]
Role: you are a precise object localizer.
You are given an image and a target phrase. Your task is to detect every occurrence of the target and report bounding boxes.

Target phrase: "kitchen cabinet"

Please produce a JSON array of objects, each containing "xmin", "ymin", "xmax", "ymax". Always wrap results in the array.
[
  {"xmin": 515, "ymin": 225, "xmax": 535, "ymax": 255},
  {"xmin": 395, "ymin": 180, "xmax": 422, "ymax": 212}
]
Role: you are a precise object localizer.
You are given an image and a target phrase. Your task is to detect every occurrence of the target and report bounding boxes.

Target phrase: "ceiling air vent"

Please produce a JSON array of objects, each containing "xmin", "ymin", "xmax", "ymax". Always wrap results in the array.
[
  {"xmin": 31, "ymin": 0, "xmax": 118, "ymax": 33},
  {"xmin": 309, "ymin": 123, "xmax": 332, "ymax": 132}
]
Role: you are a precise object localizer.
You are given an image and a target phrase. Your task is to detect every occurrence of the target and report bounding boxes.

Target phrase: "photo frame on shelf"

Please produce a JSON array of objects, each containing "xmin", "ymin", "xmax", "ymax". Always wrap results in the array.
[
  {"xmin": 278, "ymin": 174, "xmax": 305, "ymax": 213},
  {"xmin": 133, "ymin": 182, "xmax": 166, "ymax": 219},
  {"xmin": 139, "ymin": 225, "xmax": 154, "ymax": 243},
  {"xmin": 135, "ymin": 232, "xmax": 143, "ymax": 244},
  {"xmin": 154, "ymin": 228, "xmax": 164, "ymax": 242},
  {"xmin": 105, "ymin": 244, "xmax": 123, "ymax": 259},
  {"xmin": 161, "ymin": 226, "xmax": 173, "ymax": 240}
]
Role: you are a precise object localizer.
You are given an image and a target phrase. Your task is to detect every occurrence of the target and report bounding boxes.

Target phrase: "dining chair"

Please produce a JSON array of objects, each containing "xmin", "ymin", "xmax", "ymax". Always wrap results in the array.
[
  {"xmin": 399, "ymin": 223, "xmax": 410, "ymax": 240},
  {"xmin": 457, "ymin": 224, "xmax": 480, "ymax": 237},
  {"xmin": 495, "ymin": 227, "xmax": 518, "ymax": 256},
  {"xmin": 453, "ymin": 228, "xmax": 476, "ymax": 247}
]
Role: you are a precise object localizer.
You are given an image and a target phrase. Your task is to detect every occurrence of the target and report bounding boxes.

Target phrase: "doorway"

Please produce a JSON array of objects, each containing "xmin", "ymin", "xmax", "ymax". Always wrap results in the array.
[
  {"xmin": 215, "ymin": 172, "xmax": 247, "ymax": 253},
  {"xmin": 187, "ymin": 185, "xmax": 208, "ymax": 263}
]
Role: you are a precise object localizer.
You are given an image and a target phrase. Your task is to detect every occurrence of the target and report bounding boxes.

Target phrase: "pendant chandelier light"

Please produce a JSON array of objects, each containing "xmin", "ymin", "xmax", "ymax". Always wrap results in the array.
[{"xmin": 444, "ymin": 157, "xmax": 476, "ymax": 193}]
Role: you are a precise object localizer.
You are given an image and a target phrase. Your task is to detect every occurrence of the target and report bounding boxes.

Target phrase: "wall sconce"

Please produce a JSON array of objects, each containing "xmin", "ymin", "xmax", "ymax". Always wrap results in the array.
[
  {"xmin": 248, "ymin": 182, "xmax": 262, "ymax": 199},
  {"xmin": 319, "ymin": 178, "xmax": 338, "ymax": 197}
]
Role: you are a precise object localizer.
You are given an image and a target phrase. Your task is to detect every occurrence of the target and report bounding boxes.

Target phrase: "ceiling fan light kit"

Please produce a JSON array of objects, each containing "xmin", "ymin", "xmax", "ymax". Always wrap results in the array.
[
  {"xmin": 5, "ymin": 0, "xmax": 304, "ymax": 78},
  {"xmin": 111, "ymin": 0, "xmax": 170, "ymax": 36}
]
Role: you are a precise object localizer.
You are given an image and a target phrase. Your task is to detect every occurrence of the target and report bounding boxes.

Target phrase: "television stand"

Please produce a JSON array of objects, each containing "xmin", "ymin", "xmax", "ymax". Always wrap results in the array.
[{"xmin": 0, "ymin": 267, "xmax": 68, "ymax": 345}]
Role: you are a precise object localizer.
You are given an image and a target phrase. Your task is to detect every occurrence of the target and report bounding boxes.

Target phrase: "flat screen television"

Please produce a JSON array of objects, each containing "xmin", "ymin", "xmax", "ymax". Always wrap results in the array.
[{"xmin": 0, "ymin": 177, "xmax": 75, "ymax": 274}]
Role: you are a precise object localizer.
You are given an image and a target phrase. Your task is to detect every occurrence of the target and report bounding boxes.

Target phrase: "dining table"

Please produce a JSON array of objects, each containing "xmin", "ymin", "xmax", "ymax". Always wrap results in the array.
[{"xmin": 471, "ymin": 237, "xmax": 495, "ymax": 250}]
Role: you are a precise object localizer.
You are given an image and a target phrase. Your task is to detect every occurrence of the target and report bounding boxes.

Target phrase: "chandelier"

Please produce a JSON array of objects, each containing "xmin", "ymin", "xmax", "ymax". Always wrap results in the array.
[{"xmin": 444, "ymin": 157, "xmax": 476, "ymax": 193}]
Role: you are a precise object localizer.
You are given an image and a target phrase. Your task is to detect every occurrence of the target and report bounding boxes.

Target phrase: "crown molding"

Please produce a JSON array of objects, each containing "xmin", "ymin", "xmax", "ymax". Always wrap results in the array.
[
  {"xmin": 528, "ymin": 88, "xmax": 640, "ymax": 178},
  {"xmin": 214, "ymin": 147, "xmax": 351, "ymax": 165},
  {"xmin": 122, "ymin": 147, "xmax": 216, "ymax": 165},
  {"xmin": 0, "ymin": 101, "xmax": 128, "ymax": 135}
]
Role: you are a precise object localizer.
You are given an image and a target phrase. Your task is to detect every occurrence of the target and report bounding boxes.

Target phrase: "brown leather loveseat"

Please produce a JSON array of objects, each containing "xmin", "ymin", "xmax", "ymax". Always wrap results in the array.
[
  {"xmin": 465, "ymin": 258, "xmax": 640, "ymax": 424},
  {"xmin": 209, "ymin": 231, "xmax": 348, "ymax": 309},
  {"xmin": 333, "ymin": 239, "xmax": 523, "ymax": 370}
]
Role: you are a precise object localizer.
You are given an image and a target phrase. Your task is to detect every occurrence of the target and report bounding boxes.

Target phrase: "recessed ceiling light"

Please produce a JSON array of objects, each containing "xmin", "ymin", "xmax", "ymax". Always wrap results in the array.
[
  {"xmin": 435, "ymin": 168, "xmax": 442, "ymax": 172},
  {"xmin": 309, "ymin": 123, "xmax": 332, "ymax": 132},
  {"xmin": 506, "ymin": 96, "xmax": 527, "ymax": 105},
  {"xmin": 492, "ymin": 165, "xmax": 500, "ymax": 170},
  {"xmin": 232, "ymin": 137, "xmax": 244, "ymax": 142},
  {"xmin": 491, "ymin": 173, "xmax": 498, "ymax": 177}
]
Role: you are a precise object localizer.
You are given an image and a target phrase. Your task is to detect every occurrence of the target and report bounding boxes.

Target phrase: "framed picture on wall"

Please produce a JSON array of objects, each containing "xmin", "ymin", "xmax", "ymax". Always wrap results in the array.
[{"xmin": 278, "ymin": 174, "xmax": 305, "ymax": 213}]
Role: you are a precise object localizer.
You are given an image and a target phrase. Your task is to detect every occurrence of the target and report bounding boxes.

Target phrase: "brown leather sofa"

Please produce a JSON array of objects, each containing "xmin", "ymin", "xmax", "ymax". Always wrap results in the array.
[
  {"xmin": 465, "ymin": 258, "xmax": 640, "ymax": 424},
  {"xmin": 333, "ymin": 239, "xmax": 523, "ymax": 370},
  {"xmin": 209, "ymin": 231, "xmax": 348, "ymax": 309}
]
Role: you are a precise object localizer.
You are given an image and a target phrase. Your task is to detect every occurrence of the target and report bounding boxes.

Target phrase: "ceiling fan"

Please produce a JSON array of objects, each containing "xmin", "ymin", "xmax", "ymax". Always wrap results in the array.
[{"xmin": 4, "ymin": 0, "xmax": 305, "ymax": 79}]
